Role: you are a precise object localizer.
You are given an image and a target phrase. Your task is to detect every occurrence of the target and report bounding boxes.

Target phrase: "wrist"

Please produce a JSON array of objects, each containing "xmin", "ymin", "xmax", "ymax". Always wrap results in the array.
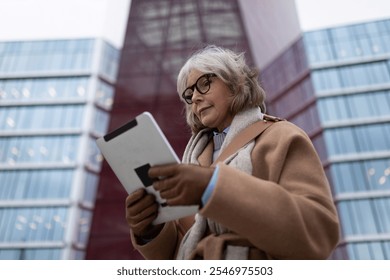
[{"xmin": 135, "ymin": 223, "xmax": 164, "ymax": 240}]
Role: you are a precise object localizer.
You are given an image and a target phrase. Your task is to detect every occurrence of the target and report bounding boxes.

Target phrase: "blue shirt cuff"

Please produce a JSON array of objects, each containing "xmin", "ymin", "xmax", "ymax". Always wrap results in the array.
[{"xmin": 201, "ymin": 165, "xmax": 220, "ymax": 206}]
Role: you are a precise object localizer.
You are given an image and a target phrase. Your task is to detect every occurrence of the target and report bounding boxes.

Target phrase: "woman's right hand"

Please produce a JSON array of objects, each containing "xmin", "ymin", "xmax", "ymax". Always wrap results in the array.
[{"xmin": 125, "ymin": 188, "xmax": 163, "ymax": 239}]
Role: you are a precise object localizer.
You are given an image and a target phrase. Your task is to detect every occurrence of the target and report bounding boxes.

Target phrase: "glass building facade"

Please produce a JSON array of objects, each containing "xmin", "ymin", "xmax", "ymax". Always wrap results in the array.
[
  {"xmin": 305, "ymin": 19, "xmax": 390, "ymax": 260},
  {"xmin": 262, "ymin": 19, "xmax": 390, "ymax": 259},
  {"xmin": 0, "ymin": 39, "xmax": 119, "ymax": 259}
]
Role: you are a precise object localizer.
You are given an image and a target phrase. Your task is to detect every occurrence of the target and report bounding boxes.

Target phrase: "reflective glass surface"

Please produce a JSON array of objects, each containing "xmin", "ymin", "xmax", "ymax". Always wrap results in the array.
[
  {"xmin": 92, "ymin": 109, "xmax": 110, "ymax": 135},
  {"xmin": 100, "ymin": 41, "xmax": 120, "ymax": 81},
  {"xmin": 324, "ymin": 123, "xmax": 390, "ymax": 156},
  {"xmin": 0, "ymin": 207, "xmax": 68, "ymax": 242},
  {"xmin": 338, "ymin": 198, "xmax": 390, "ymax": 236},
  {"xmin": 76, "ymin": 209, "xmax": 92, "ymax": 246},
  {"xmin": 304, "ymin": 19, "xmax": 390, "ymax": 260},
  {"xmin": 0, "ymin": 248, "xmax": 62, "ymax": 260},
  {"xmin": 312, "ymin": 61, "xmax": 390, "ymax": 93},
  {"xmin": 94, "ymin": 80, "xmax": 114, "ymax": 110},
  {"xmin": 346, "ymin": 241, "xmax": 390, "ymax": 260},
  {"xmin": 318, "ymin": 90, "xmax": 390, "ymax": 123},
  {"xmin": 0, "ymin": 39, "xmax": 94, "ymax": 74},
  {"xmin": 304, "ymin": 19, "xmax": 390, "ymax": 64},
  {"xmin": 0, "ymin": 169, "xmax": 73, "ymax": 199},
  {"xmin": 331, "ymin": 158, "xmax": 390, "ymax": 194},
  {"xmin": 0, "ymin": 38, "xmax": 117, "ymax": 260},
  {"xmin": 83, "ymin": 172, "xmax": 98, "ymax": 205},
  {"xmin": 0, "ymin": 105, "xmax": 84, "ymax": 131},
  {"xmin": 87, "ymin": 137, "xmax": 103, "ymax": 171},
  {"xmin": 264, "ymin": 19, "xmax": 390, "ymax": 259},
  {"xmin": 0, "ymin": 136, "xmax": 80, "ymax": 164},
  {"xmin": 0, "ymin": 77, "xmax": 89, "ymax": 102}
]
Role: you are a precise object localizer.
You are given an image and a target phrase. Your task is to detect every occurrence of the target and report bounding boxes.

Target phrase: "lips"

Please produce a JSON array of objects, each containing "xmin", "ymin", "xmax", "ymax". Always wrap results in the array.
[{"xmin": 198, "ymin": 106, "xmax": 211, "ymax": 115}]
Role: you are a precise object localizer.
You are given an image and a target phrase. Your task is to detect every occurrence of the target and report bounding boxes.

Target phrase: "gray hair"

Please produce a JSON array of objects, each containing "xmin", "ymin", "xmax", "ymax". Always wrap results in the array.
[{"xmin": 177, "ymin": 45, "xmax": 266, "ymax": 134}]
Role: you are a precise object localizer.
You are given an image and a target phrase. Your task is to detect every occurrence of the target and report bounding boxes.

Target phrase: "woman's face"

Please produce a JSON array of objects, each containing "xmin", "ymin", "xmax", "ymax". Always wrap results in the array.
[{"xmin": 187, "ymin": 69, "xmax": 234, "ymax": 132}]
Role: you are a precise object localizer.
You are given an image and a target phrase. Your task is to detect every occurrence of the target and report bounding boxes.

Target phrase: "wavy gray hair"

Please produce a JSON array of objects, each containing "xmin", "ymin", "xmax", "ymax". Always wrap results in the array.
[{"xmin": 177, "ymin": 45, "xmax": 266, "ymax": 134}]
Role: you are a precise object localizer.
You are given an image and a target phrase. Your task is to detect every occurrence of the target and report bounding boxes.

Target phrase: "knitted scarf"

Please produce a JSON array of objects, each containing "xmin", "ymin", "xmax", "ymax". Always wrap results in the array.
[{"xmin": 177, "ymin": 107, "xmax": 264, "ymax": 259}]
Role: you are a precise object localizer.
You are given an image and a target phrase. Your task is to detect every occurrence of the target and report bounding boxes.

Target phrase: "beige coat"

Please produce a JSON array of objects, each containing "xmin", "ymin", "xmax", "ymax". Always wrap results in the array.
[{"xmin": 131, "ymin": 119, "xmax": 340, "ymax": 259}]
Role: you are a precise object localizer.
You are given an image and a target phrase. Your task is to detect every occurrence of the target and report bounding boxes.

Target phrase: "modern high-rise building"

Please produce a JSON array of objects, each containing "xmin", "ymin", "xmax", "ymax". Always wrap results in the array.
[
  {"xmin": 306, "ymin": 19, "xmax": 390, "ymax": 259},
  {"xmin": 0, "ymin": 38, "xmax": 120, "ymax": 259},
  {"xmin": 86, "ymin": 0, "xmax": 301, "ymax": 259},
  {"xmin": 262, "ymin": 18, "xmax": 390, "ymax": 259}
]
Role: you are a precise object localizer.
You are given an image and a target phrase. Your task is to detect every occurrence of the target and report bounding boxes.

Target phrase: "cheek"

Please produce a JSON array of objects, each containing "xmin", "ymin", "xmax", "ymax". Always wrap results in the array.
[
  {"xmin": 191, "ymin": 105, "xmax": 199, "ymax": 118},
  {"xmin": 218, "ymin": 99, "xmax": 233, "ymax": 114}
]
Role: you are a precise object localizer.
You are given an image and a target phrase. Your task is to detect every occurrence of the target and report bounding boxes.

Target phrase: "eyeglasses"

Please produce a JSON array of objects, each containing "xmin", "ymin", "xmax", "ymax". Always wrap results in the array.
[{"xmin": 181, "ymin": 73, "xmax": 217, "ymax": 104}]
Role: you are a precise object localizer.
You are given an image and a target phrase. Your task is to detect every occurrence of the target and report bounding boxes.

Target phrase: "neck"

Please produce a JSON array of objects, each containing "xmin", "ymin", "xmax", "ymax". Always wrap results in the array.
[{"xmin": 215, "ymin": 126, "xmax": 230, "ymax": 133}]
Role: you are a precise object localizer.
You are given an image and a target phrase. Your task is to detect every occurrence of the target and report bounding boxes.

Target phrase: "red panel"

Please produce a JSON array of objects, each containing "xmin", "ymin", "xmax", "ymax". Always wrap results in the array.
[
  {"xmin": 86, "ymin": 0, "xmax": 254, "ymax": 260},
  {"xmin": 86, "ymin": 236, "xmax": 143, "ymax": 260}
]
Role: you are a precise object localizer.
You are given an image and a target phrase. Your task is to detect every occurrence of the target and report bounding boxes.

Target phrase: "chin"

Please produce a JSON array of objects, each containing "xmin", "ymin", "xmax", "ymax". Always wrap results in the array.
[{"xmin": 200, "ymin": 118, "xmax": 214, "ymax": 128}]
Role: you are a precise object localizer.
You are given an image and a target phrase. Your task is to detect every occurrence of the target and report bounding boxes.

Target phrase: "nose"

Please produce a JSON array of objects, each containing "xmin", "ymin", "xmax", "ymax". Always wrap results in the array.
[{"xmin": 191, "ymin": 88, "xmax": 203, "ymax": 103}]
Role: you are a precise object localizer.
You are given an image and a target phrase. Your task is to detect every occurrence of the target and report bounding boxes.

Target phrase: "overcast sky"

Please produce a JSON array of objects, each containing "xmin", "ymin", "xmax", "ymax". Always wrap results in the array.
[
  {"xmin": 0, "ymin": 0, "xmax": 389, "ymax": 47},
  {"xmin": 295, "ymin": 0, "xmax": 390, "ymax": 30},
  {"xmin": 0, "ymin": 0, "xmax": 131, "ymax": 48}
]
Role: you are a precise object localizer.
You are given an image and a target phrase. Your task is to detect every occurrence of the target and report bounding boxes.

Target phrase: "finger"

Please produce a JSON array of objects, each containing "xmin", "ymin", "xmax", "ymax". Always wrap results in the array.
[
  {"xmin": 166, "ymin": 195, "xmax": 185, "ymax": 206},
  {"xmin": 130, "ymin": 202, "xmax": 159, "ymax": 224},
  {"xmin": 131, "ymin": 212, "xmax": 158, "ymax": 236},
  {"xmin": 127, "ymin": 201, "xmax": 158, "ymax": 227},
  {"xmin": 152, "ymin": 176, "xmax": 177, "ymax": 192},
  {"xmin": 127, "ymin": 194, "xmax": 157, "ymax": 216},
  {"xmin": 166, "ymin": 192, "xmax": 201, "ymax": 207},
  {"xmin": 159, "ymin": 186, "xmax": 180, "ymax": 200},
  {"xmin": 126, "ymin": 188, "xmax": 146, "ymax": 207},
  {"xmin": 148, "ymin": 164, "xmax": 179, "ymax": 178}
]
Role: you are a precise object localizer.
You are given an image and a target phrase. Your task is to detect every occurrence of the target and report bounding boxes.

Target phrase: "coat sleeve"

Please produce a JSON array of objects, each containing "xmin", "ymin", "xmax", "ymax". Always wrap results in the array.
[
  {"xmin": 130, "ymin": 221, "xmax": 177, "ymax": 259},
  {"xmin": 199, "ymin": 121, "xmax": 340, "ymax": 259},
  {"xmin": 130, "ymin": 215, "xmax": 194, "ymax": 259}
]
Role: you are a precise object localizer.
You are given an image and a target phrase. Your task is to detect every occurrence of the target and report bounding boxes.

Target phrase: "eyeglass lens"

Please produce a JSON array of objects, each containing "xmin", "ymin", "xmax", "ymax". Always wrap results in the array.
[{"xmin": 182, "ymin": 74, "xmax": 213, "ymax": 104}]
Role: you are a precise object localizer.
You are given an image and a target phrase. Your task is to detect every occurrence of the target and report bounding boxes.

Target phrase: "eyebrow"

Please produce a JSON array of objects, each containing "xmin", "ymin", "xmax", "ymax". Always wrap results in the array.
[{"xmin": 186, "ymin": 75, "xmax": 200, "ymax": 87}]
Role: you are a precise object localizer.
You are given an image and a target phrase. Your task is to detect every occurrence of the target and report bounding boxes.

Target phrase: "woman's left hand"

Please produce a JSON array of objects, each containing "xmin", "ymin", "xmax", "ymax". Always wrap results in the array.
[{"xmin": 149, "ymin": 163, "xmax": 214, "ymax": 206}]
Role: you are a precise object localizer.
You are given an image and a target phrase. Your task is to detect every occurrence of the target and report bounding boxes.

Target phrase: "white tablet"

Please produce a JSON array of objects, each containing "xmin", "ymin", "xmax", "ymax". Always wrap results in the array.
[{"xmin": 96, "ymin": 112, "xmax": 198, "ymax": 224}]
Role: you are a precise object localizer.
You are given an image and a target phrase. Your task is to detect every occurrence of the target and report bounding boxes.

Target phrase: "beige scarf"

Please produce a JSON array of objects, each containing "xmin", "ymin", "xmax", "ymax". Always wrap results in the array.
[{"xmin": 177, "ymin": 107, "xmax": 264, "ymax": 259}]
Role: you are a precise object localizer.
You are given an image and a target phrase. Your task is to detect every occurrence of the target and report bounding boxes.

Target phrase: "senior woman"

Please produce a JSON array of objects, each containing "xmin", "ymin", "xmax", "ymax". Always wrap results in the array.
[{"xmin": 125, "ymin": 45, "xmax": 340, "ymax": 260}]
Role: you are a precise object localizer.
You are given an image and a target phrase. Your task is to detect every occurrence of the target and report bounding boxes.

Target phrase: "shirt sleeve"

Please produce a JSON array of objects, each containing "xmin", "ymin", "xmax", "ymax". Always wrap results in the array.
[{"xmin": 201, "ymin": 165, "xmax": 220, "ymax": 206}]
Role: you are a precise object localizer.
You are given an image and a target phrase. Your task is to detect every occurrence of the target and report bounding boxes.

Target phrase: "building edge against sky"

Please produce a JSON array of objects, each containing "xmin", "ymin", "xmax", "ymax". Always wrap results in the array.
[
  {"xmin": 306, "ymin": 18, "xmax": 390, "ymax": 259},
  {"xmin": 0, "ymin": 0, "xmax": 127, "ymax": 260},
  {"xmin": 0, "ymin": 38, "xmax": 120, "ymax": 259},
  {"xmin": 262, "ymin": 18, "xmax": 390, "ymax": 259}
]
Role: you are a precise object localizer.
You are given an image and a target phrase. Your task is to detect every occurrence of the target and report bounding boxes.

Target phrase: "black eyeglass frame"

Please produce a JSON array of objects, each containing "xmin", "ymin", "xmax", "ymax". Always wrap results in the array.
[{"xmin": 181, "ymin": 73, "xmax": 217, "ymax": 104}]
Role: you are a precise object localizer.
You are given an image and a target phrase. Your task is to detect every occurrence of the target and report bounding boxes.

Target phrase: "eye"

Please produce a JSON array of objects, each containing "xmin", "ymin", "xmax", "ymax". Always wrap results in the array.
[
  {"xmin": 198, "ymin": 77, "xmax": 211, "ymax": 88},
  {"xmin": 184, "ymin": 89, "xmax": 193, "ymax": 98}
]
